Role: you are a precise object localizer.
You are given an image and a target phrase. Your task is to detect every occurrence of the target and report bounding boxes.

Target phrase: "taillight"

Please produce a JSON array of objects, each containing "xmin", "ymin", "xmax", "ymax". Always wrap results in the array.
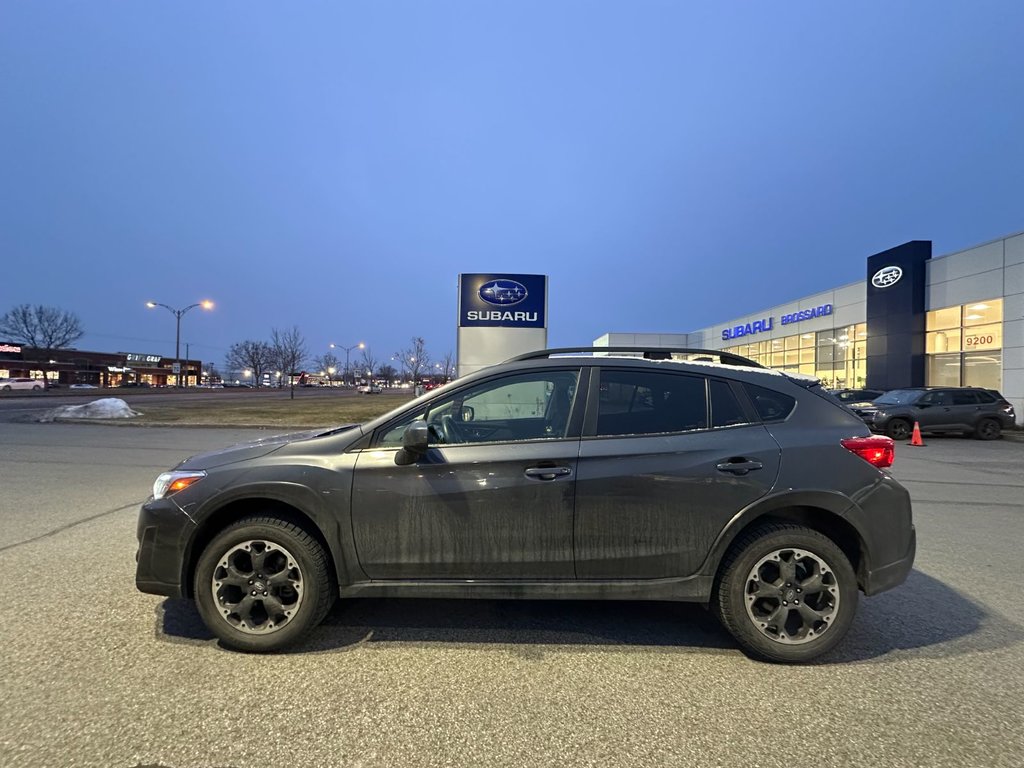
[{"xmin": 841, "ymin": 436, "xmax": 895, "ymax": 469}]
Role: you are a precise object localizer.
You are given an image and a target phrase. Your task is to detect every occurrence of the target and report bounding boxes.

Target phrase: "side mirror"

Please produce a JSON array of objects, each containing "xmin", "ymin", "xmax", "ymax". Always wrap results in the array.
[
  {"xmin": 395, "ymin": 420, "xmax": 430, "ymax": 466},
  {"xmin": 461, "ymin": 405, "xmax": 475, "ymax": 422}
]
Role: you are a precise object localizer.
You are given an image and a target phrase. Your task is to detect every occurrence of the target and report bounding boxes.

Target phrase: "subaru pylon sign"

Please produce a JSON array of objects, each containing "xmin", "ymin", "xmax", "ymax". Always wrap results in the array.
[
  {"xmin": 459, "ymin": 273, "xmax": 546, "ymax": 328},
  {"xmin": 457, "ymin": 273, "xmax": 549, "ymax": 377}
]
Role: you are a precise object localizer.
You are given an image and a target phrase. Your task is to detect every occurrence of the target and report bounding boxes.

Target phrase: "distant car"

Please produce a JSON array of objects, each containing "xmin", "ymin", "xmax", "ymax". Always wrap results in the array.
[
  {"xmin": 0, "ymin": 377, "xmax": 44, "ymax": 391},
  {"xmin": 118, "ymin": 382, "xmax": 151, "ymax": 388},
  {"xmin": 358, "ymin": 384, "xmax": 383, "ymax": 394},
  {"xmin": 832, "ymin": 388, "xmax": 886, "ymax": 404},
  {"xmin": 856, "ymin": 387, "xmax": 1016, "ymax": 440},
  {"xmin": 70, "ymin": 383, "xmax": 99, "ymax": 390}
]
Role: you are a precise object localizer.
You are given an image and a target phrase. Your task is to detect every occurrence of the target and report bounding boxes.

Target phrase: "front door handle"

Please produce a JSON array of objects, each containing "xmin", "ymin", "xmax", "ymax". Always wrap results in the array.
[
  {"xmin": 716, "ymin": 458, "xmax": 764, "ymax": 476},
  {"xmin": 524, "ymin": 466, "xmax": 572, "ymax": 481}
]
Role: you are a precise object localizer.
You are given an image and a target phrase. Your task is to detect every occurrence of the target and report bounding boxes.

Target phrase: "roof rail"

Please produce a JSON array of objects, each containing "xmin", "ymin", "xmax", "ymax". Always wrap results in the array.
[{"xmin": 504, "ymin": 346, "xmax": 763, "ymax": 368}]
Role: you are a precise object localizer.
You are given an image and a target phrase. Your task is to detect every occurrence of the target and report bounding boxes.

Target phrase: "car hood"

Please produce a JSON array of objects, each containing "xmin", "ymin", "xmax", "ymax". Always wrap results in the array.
[{"xmin": 175, "ymin": 424, "xmax": 362, "ymax": 470}]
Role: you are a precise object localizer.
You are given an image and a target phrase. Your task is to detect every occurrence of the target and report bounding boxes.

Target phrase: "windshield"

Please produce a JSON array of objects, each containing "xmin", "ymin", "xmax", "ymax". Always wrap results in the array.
[{"xmin": 874, "ymin": 389, "xmax": 922, "ymax": 405}]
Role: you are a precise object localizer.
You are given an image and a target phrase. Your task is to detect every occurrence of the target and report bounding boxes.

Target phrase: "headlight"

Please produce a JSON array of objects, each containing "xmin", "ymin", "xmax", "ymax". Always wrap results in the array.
[{"xmin": 152, "ymin": 470, "xmax": 207, "ymax": 500}]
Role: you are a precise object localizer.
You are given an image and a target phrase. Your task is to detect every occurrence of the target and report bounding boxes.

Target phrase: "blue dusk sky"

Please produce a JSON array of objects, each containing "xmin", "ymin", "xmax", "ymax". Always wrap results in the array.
[{"xmin": 2, "ymin": 2, "xmax": 1023, "ymax": 369}]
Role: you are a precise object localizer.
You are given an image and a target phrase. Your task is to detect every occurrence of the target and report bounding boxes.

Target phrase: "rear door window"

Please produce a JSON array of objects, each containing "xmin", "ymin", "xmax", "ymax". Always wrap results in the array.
[
  {"xmin": 951, "ymin": 390, "xmax": 980, "ymax": 405},
  {"xmin": 595, "ymin": 370, "xmax": 708, "ymax": 436},
  {"xmin": 710, "ymin": 379, "xmax": 752, "ymax": 428}
]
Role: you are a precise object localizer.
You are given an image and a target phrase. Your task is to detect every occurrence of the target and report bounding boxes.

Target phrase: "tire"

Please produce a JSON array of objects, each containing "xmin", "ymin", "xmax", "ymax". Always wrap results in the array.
[
  {"xmin": 1, "ymin": 385, "xmax": 10, "ymax": 391},
  {"xmin": 194, "ymin": 516, "xmax": 334, "ymax": 652},
  {"xmin": 974, "ymin": 418, "xmax": 1001, "ymax": 441},
  {"xmin": 885, "ymin": 419, "xmax": 912, "ymax": 441},
  {"xmin": 714, "ymin": 523, "xmax": 858, "ymax": 663},
  {"xmin": 32, "ymin": 385, "xmax": 41, "ymax": 391}
]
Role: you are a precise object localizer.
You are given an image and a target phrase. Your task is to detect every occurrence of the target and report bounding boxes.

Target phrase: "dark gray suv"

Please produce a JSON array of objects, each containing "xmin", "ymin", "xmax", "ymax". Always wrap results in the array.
[
  {"xmin": 855, "ymin": 387, "xmax": 1016, "ymax": 440},
  {"xmin": 136, "ymin": 347, "xmax": 915, "ymax": 663}
]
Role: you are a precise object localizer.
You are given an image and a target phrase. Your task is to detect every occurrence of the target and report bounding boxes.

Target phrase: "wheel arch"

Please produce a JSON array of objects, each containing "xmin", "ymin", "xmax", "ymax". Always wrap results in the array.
[
  {"xmin": 182, "ymin": 495, "xmax": 341, "ymax": 599},
  {"xmin": 702, "ymin": 492, "xmax": 870, "ymax": 595}
]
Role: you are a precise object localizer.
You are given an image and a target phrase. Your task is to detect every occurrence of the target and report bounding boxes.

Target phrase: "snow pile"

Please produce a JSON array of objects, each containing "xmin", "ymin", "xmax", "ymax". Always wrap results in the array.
[{"xmin": 39, "ymin": 398, "xmax": 141, "ymax": 422}]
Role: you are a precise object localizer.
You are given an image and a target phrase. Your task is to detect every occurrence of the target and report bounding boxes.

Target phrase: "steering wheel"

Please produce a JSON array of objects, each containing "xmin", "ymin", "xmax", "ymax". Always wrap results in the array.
[{"xmin": 439, "ymin": 414, "xmax": 463, "ymax": 444}]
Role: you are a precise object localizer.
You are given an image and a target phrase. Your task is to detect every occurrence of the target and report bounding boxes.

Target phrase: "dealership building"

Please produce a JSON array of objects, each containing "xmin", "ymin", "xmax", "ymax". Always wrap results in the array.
[{"xmin": 596, "ymin": 230, "xmax": 1024, "ymax": 425}]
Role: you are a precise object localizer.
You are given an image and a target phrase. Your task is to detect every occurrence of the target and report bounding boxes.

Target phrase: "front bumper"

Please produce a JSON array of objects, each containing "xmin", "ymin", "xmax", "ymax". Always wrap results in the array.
[{"xmin": 135, "ymin": 498, "xmax": 196, "ymax": 598}]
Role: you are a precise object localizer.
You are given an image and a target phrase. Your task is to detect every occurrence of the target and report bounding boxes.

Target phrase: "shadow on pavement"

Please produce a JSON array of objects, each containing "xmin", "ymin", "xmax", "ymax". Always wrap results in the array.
[
  {"xmin": 821, "ymin": 569, "xmax": 1024, "ymax": 664},
  {"xmin": 156, "ymin": 569, "xmax": 1023, "ymax": 662}
]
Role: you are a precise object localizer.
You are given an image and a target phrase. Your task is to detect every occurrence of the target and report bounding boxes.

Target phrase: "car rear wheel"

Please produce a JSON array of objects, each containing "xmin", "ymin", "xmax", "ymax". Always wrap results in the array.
[
  {"xmin": 974, "ymin": 418, "xmax": 1001, "ymax": 441},
  {"xmin": 885, "ymin": 419, "xmax": 912, "ymax": 441},
  {"xmin": 714, "ymin": 523, "xmax": 858, "ymax": 663},
  {"xmin": 194, "ymin": 516, "xmax": 334, "ymax": 652}
]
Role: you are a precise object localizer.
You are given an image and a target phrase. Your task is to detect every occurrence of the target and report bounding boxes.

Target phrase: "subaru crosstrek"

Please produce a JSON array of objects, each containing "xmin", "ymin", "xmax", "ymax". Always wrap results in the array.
[{"xmin": 136, "ymin": 347, "xmax": 915, "ymax": 663}]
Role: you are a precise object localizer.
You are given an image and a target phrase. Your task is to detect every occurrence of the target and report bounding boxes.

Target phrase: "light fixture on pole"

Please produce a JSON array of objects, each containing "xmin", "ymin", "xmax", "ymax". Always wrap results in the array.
[
  {"xmin": 329, "ymin": 341, "xmax": 365, "ymax": 387},
  {"xmin": 146, "ymin": 300, "xmax": 214, "ymax": 387}
]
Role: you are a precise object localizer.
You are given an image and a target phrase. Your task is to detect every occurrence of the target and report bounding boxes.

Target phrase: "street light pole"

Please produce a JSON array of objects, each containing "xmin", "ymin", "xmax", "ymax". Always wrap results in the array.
[
  {"xmin": 329, "ymin": 341, "xmax": 364, "ymax": 387},
  {"xmin": 146, "ymin": 300, "xmax": 213, "ymax": 387}
]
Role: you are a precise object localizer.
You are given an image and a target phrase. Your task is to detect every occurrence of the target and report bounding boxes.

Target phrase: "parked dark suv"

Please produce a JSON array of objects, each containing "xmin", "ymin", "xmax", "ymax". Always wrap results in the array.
[
  {"xmin": 855, "ymin": 387, "xmax": 1016, "ymax": 440},
  {"xmin": 135, "ymin": 347, "xmax": 915, "ymax": 663}
]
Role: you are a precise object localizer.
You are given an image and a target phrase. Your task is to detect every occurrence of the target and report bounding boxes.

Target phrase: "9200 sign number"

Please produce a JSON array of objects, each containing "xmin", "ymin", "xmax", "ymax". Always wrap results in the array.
[{"xmin": 966, "ymin": 334, "xmax": 995, "ymax": 348}]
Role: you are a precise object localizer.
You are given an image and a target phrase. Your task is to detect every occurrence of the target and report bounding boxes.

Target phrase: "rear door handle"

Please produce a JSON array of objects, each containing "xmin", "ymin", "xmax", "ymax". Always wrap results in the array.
[
  {"xmin": 716, "ymin": 458, "xmax": 764, "ymax": 476},
  {"xmin": 524, "ymin": 466, "xmax": 572, "ymax": 481}
]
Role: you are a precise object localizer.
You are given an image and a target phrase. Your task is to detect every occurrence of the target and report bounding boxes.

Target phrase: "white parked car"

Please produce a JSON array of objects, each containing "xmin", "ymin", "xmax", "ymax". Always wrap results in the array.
[
  {"xmin": 357, "ymin": 384, "xmax": 383, "ymax": 394},
  {"xmin": 0, "ymin": 377, "xmax": 45, "ymax": 391}
]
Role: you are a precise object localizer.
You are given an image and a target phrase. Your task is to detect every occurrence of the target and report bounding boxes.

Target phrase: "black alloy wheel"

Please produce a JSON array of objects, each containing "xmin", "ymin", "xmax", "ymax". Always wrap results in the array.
[
  {"xmin": 194, "ymin": 516, "xmax": 334, "ymax": 652},
  {"xmin": 974, "ymin": 418, "xmax": 1001, "ymax": 441},
  {"xmin": 715, "ymin": 523, "xmax": 858, "ymax": 663},
  {"xmin": 886, "ymin": 419, "xmax": 912, "ymax": 441}
]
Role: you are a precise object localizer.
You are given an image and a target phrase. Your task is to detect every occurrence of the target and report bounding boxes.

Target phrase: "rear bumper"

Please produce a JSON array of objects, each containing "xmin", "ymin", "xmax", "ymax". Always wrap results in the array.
[
  {"xmin": 863, "ymin": 526, "xmax": 916, "ymax": 596},
  {"xmin": 135, "ymin": 499, "xmax": 195, "ymax": 598}
]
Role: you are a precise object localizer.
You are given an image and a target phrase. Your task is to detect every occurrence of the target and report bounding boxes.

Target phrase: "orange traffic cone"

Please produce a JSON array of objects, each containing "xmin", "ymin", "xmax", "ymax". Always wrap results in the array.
[{"xmin": 909, "ymin": 421, "xmax": 925, "ymax": 447}]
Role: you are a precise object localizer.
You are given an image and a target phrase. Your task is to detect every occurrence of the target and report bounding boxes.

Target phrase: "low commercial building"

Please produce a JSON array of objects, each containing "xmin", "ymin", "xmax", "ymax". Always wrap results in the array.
[
  {"xmin": 596, "ymin": 230, "xmax": 1023, "ymax": 424},
  {"xmin": 0, "ymin": 344, "xmax": 203, "ymax": 387}
]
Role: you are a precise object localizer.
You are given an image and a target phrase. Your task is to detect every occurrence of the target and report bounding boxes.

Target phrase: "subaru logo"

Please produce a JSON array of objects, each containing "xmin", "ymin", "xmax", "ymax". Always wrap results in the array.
[
  {"xmin": 479, "ymin": 279, "xmax": 528, "ymax": 306},
  {"xmin": 871, "ymin": 265, "xmax": 903, "ymax": 288}
]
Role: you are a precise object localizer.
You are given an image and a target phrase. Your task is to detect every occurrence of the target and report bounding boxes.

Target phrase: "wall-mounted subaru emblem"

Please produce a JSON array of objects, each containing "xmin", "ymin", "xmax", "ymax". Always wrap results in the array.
[
  {"xmin": 479, "ymin": 279, "xmax": 528, "ymax": 306},
  {"xmin": 871, "ymin": 265, "xmax": 903, "ymax": 288}
]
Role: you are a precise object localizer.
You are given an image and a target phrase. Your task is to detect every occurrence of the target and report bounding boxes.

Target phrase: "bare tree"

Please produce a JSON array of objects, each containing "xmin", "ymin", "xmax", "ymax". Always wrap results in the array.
[
  {"xmin": 225, "ymin": 340, "xmax": 273, "ymax": 387},
  {"xmin": 359, "ymin": 347, "xmax": 378, "ymax": 385},
  {"xmin": 313, "ymin": 352, "xmax": 340, "ymax": 385},
  {"xmin": 270, "ymin": 326, "xmax": 308, "ymax": 400},
  {"xmin": 395, "ymin": 337, "xmax": 429, "ymax": 383},
  {"xmin": 377, "ymin": 363, "xmax": 397, "ymax": 387},
  {"xmin": 440, "ymin": 350, "xmax": 455, "ymax": 382},
  {"xmin": 0, "ymin": 304, "xmax": 83, "ymax": 352}
]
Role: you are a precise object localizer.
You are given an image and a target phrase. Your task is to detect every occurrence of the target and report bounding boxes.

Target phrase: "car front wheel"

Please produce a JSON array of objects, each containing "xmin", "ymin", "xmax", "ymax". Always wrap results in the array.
[
  {"xmin": 886, "ymin": 418, "xmax": 912, "ymax": 441},
  {"xmin": 714, "ymin": 523, "xmax": 858, "ymax": 663},
  {"xmin": 194, "ymin": 516, "xmax": 334, "ymax": 652}
]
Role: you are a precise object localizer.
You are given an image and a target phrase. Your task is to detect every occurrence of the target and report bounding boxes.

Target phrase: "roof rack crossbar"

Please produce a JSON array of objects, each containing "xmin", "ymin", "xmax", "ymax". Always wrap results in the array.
[{"xmin": 504, "ymin": 346, "xmax": 763, "ymax": 368}]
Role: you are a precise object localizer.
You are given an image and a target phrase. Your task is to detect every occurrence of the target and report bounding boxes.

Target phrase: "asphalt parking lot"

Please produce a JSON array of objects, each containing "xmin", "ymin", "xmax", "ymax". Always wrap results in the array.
[{"xmin": 1, "ymin": 423, "xmax": 1023, "ymax": 768}]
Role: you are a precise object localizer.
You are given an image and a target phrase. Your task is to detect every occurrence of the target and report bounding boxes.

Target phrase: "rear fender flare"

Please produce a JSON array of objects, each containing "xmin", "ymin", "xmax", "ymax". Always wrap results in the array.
[{"xmin": 698, "ymin": 490, "xmax": 868, "ymax": 586}]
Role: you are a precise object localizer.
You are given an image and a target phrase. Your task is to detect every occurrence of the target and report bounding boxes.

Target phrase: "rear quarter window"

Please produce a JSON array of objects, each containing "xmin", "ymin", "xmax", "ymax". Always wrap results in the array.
[{"xmin": 744, "ymin": 383, "xmax": 797, "ymax": 422}]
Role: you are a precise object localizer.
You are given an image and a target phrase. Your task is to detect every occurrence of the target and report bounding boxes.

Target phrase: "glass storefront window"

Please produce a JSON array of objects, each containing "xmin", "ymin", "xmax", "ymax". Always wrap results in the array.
[
  {"xmin": 928, "ymin": 353, "xmax": 961, "ymax": 387},
  {"xmin": 963, "ymin": 351, "xmax": 1002, "ymax": 390},
  {"xmin": 962, "ymin": 323, "xmax": 1001, "ymax": 351},
  {"xmin": 926, "ymin": 298, "xmax": 1003, "ymax": 388},
  {"xmin": 927, "ymin": 306, "xmax": 961, "ymax": 330},
  {"xmin": 963, "ymin": 299, "xmax": 1002, "ymax": 327},
  {"xmin": 799, "ymin": 347, "xmax": 815, "ymax": 364},
  {"xmin": 784, "ymin": 335, "xmax": 800, "ymax": 351},
  {"xmin": 926, "ymin": 328, "xmax": 961, "ymax": 354}
]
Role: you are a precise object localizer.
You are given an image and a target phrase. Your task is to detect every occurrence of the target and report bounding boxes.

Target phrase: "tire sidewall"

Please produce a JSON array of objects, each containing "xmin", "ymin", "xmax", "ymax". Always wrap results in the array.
[
  {"xmin": 975, "ymin": 418, "xmax": 1000, "ymax": 440},
  {"xmin": 886, "ymin": 419, "xmax": 911, "ymax": 440},
  {"xmin": 194, "ymin": 519, "xmax": 330, "ymax": 652},
  {"xmin": 719, "ymin": 528, "xmax": 859, "ymax": 663}
]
